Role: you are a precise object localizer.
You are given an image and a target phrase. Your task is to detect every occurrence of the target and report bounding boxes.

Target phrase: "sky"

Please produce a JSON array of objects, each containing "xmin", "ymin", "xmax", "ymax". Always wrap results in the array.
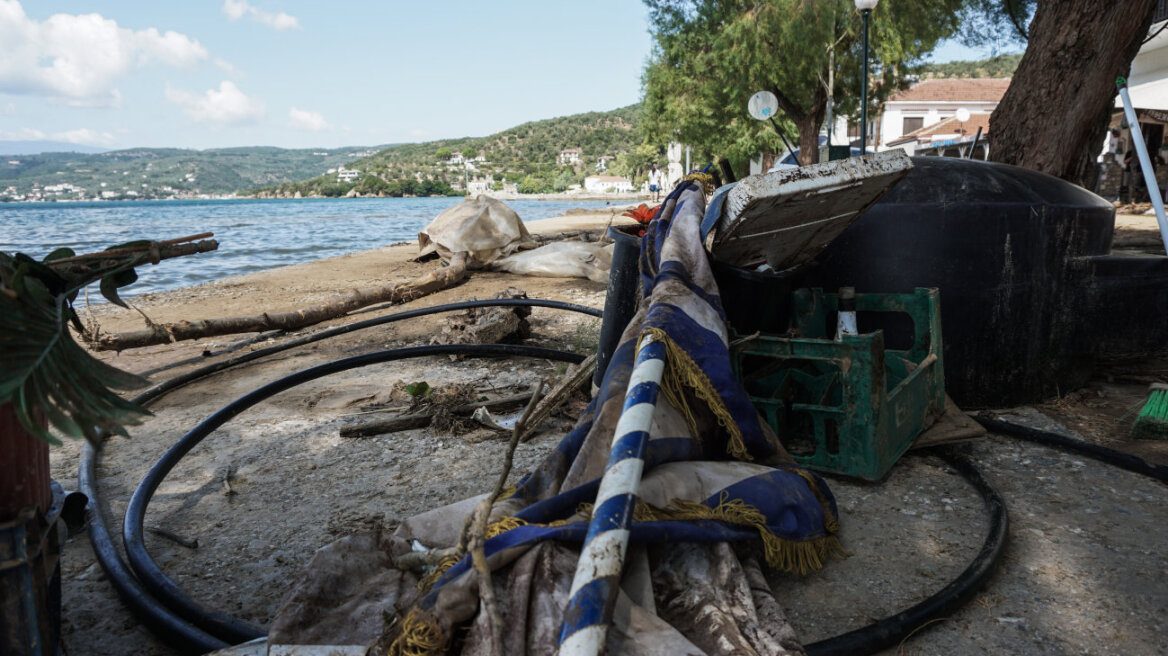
[{"xmin": 0, "ymin": 1, "xmax": 1012, "ymax": 152}]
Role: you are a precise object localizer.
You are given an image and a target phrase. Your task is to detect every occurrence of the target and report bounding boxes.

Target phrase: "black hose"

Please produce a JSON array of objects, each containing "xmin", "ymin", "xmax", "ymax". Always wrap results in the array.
[
  {"xmin": 79, "ymin": 299, "xmax": 599, "ymax": 651},
  {"xmin": 76, "ymin": 295, "xmax": 1162, "ymax": 654},
  {"xmin": 79, "ymin": 444, "xmax": 229, "ymax": 652},
  {"xmin": 121, "ymin": 344, "xmax": 585, "ymax": 642},
  {"xmin": 805, "ymin": 448, "xmax": 1010, "ymax": 656},
  {"xmin": 131, "ymin": 298, "xmax": 601, "ymax": 408},
  {"xmin": 972, "ymin": 415, "xmax": 1168, "ymax": 483}
]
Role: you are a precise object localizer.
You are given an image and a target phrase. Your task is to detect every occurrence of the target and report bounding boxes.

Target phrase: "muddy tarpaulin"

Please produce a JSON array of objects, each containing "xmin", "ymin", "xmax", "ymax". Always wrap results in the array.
[{"xmin": 418, "ymin": 195, "xmax": 536, "ymax": 267}]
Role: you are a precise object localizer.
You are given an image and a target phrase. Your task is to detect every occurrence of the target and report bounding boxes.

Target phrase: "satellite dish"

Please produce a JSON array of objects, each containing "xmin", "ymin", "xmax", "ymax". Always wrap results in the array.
[
  {"xmin": 955, "ymin": 108, "xmax": 971, "ymax": 123},
  {"xmin": 748, "ymin": 91, "xmax": 780, "ymax": 121}
]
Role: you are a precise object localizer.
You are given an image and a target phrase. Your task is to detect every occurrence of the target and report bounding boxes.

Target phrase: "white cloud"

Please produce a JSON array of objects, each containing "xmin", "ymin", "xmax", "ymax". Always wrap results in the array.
[
  {"xmin": 214, "ymin": 58, "xmax": 243, "ymax": 78},
  {"xmin": 0, "ymin": 127, "xmax": 45, "ymax": 140},
  {"xmin": 166, "ymin": 81, "xmax": 265, "ymax": 125},
  {"xmin": 0, "ymin": 1, "xmax": 208, "ymax": 105},
  {"xmin": 2, "ymin": 103, "xmax": 15, "ymax": 115},
  {"xmin": 222, "ymin": 0, "xmax": 300, "ymax": 31},
  {"xmin": 0, "ymin": 126, "xmax": 113, "ymax": 146},
  {"xmin": 288, "ymin": 107, "xmax": 329, "ymax": 132},
  {"xmin": 52, "ymin": 128, "xmax": 115, "ymax": 146}
]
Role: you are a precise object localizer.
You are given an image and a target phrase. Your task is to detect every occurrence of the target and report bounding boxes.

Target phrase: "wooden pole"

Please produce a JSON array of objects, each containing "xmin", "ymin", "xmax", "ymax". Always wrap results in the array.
[{"xmin": 94, "ymin": 252, "xmax": 469, "ymax": 351}]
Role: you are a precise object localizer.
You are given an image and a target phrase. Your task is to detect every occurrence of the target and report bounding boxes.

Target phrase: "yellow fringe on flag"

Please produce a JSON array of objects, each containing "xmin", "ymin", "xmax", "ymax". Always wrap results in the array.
[
  {"xmin": 793, "ymin": 468, "xmax": 841, "ymax": 534},
  {"xmin": 653, "ymin": 491, "xmax": 844, "ymax": 575},
  {"xmin": 492, "ymin": 485, "xmax": 516, "ymax": 502},
  {"xmin": 485, "ymin": 516, "xmax": 527, "ymax": 538},
  {"xmin": 641, "ymin": 328, "xmax": 753, "ymax": 461},
  {"xmin": 386, "ymin": 608, "xmax": 448, "ymax": 656},
  {"xmin": 575, "ymin": 492, "xmax": 842, "ymax": 575},
  {"xmin": 680, "ymin": 171, "xmax": 716, "ymax": 195},
  {"xmin": 415, "ymin": 554, "xmax": 459, "ymax": 593}
]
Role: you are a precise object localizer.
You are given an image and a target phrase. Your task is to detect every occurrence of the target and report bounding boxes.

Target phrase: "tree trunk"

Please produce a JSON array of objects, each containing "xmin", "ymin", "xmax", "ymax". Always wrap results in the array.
[
  {"xmin": 794, "ymin": 112, "xmax": 824, "ymax": 166},
  {"xmin": 95, "ymin": 252, "xmax": 469, "ymax": 351},
  {"xmin": 989, "ymin": 0, "xmax": 1157, "ymax": 187},
  {"xmin": 773, "ymin": 84, "xmax": 828, "ymax": 166}
]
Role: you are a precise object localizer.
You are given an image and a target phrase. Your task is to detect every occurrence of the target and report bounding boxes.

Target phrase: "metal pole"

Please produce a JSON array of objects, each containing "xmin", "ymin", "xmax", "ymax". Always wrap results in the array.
[
  {"xmin": 860, "ymin": 8, "xmax": 871, "ymax": 156},
  {"xmin": 1118, "ymin": 76, "xmax": 1168, "ymax": 253},
  {"xmin": 768, "ymin": 116, "xmax": 797, "ymax": 158},
  {"xmin": 558, "ymin": 335, "xmax": 667, "ymax": 656}
]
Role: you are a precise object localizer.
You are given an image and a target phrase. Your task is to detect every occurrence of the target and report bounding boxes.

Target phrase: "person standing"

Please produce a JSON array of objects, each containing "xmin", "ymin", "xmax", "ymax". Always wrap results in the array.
[{"xmin": 648, "ymin": 164, "xmax": 662, "ymax": 202}]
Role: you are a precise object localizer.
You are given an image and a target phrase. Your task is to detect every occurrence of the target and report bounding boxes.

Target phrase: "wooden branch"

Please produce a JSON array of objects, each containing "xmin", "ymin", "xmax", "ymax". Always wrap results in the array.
[
  {"xmin": 58, "ymin": 240, "xmax": 220, "ymax": 280},
  {"xmin": 519, "ymin": 354, "xmax": 595, "ymax": 443},
  {"xmin": 339, "ymin": 391, "xmax": 534, "ymax": 438},
  {"xmin": 94, "ymin": 251, "xmax": 469, "ymax": 351},
  {"xmin": 49, "ymin": 233, "xmax": 215, "ymax": 265}
]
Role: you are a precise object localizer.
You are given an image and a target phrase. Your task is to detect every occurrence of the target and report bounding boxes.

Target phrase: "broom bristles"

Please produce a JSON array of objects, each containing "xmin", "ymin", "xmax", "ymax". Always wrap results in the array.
[{"xmin": 1131, "ymin": 384, "xmax": 1168, "ymax": 440}]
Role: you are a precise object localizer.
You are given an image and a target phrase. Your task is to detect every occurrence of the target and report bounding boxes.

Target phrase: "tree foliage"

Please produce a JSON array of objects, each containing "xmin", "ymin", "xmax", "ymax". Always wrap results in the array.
[
  {"xmin": 916, "ymin": 53, "xmax": 1023, "ymax": 79},
  {"xmin": 0, "ymin": 247, "xmax": 152, "ymax": 444},
  {"xmin": 642, "ymin": 0, "xmax": 966, "ymax": 171}
]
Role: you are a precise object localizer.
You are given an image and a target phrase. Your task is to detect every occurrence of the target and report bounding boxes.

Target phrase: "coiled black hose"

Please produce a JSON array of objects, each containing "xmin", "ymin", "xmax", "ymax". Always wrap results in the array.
[
  {"xmin": 78, "ymin": 297, "xmax": 1165, "ymax": 654},
  {"xmin": 79, "ymin": 299, "xmax": 599, "ymax": 653},
  {"xmin": 804, "ymin": 448, "xmax": 1009, "ymax": 656},
  {"xmin": 123, "ymin": 344, "xmax": 585, "ymax": 644}
]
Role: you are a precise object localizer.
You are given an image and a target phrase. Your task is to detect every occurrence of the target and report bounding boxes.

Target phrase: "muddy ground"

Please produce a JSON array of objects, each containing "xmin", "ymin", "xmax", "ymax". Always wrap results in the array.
[{"xmin": 50, "ymin": 211, "xmax": 1167, "ymax": 656}]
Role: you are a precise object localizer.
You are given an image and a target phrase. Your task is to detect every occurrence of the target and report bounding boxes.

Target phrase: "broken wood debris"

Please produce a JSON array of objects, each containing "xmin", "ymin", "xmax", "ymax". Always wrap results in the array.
[
  {"xmin": 339, "ymin": 391, "xmax": 534, "ymax": 438},
  {"xmin": 431, "ymin": 287, "xmax": 531, "ymax": 346},
  {"xmin": 92, "ymin": 251, "xmax": 470, "ymax": 351},
  {"xmin": 519, "ymin": 353, "xmax": 596, "ymax": 443}
]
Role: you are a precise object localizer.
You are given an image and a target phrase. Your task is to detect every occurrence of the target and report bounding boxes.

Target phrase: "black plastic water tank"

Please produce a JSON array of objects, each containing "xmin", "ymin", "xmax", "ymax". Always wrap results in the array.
[{"xmin": 802, "ymin": 157, "xmax": 1116, "ymax": 407}]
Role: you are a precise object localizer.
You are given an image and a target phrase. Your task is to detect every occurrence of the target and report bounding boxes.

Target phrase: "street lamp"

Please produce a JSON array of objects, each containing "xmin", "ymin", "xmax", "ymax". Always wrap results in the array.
[{"xmin": 855, "ymin": 0, "xmax": 878, "ymax": 156}]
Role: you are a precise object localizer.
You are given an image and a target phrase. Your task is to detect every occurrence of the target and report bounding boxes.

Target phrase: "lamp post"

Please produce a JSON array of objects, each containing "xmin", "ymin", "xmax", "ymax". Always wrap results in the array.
[{"xmin": 855, "ymin": 0, "xmax": 878, "ymax": 155}]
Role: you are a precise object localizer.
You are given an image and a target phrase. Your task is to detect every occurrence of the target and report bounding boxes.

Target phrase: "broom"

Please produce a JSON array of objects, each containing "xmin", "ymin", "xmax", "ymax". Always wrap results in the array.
[{"xmin": 1131, "ymin": 383, "xmax": 1168, "ymax": 439}]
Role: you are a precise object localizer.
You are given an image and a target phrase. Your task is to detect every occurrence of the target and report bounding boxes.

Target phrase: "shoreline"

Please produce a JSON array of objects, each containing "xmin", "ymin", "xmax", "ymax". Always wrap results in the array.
[{"xmin": 1, "ymin": 191, "xmax": 660, "ymax": 205}]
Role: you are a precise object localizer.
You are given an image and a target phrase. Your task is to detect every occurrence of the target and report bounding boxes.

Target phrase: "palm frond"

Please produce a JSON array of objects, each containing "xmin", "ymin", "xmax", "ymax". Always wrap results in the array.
[{"xmin": 0, "ymin": 275, "xmax": 150, "ymax": 445}]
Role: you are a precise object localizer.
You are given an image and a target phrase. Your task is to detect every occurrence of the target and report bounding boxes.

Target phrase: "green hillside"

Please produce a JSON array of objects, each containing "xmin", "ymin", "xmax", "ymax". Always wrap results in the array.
[
  {"xmin": 916, "ymin": 53, "xmax": 1022, "ymax": 79},
  {"xmin": 258, "ymin": 104, "xmax": 658, "ymax": 198},
  {"xmin": 0, "ymin": 145, "xmax": 390, "ymax": 201}
]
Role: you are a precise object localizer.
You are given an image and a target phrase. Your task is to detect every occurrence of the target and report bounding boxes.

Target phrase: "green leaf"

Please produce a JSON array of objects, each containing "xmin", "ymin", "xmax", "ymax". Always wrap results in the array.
[
  {"xmin": 0, "ymin": 287, "xmax": 150, "ymax": 446},
  {"xmin": 43, "ymin": 248, "xmax": 75, "ymax": 262},
  {"xmin": 404, "ymin": 381, "xmax": 431, "ymax": 398},
  {"xmin": 99, "ymin": 268, "xmax": 138, "ymax": 308}
]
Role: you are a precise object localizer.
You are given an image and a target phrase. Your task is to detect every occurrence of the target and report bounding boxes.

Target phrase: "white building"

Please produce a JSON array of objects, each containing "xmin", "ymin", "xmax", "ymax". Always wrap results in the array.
[
  {"xmin": 583, "ymin": 175, "xmax": 633, "ymax": 193},
  {"xmin": 886, "ymin": 112, "xmax": 992, "ymax": 158},
  {"xmin": 1107, "ymin": 5, "xmax": 1168, "ymax": 158},
  {"xmin": 467, "ymin": 174, "xmax": 494, "ymax": 195},
  {"xmin": 876, "ymin": 78, "xmax": 1009, "ymax": 153},
  {"xmin": 337, "ymin": 167, "xmax": 361, "ymax": 183},
  {"xmin": 559, "ymin": 148, "xmax": 582, "ymax": 165}
]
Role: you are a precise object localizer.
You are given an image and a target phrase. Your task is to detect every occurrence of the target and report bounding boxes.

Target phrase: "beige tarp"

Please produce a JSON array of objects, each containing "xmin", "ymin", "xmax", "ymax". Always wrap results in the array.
[{"xmin": 418, "ymin": 195, "xmax": 536, "ymax": 267}]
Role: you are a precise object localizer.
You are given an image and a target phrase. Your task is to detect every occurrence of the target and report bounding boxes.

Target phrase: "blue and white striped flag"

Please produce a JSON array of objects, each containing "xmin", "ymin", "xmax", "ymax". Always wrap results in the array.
[{"xmin": 382, "ymin": 180, "xmax": 841, "ymax": 656}]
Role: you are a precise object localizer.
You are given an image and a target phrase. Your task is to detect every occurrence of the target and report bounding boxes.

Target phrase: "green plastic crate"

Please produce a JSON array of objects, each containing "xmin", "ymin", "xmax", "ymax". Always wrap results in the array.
[{"xmin": 731, "ymin": 287, "xmax": 945, "ymax": 481}]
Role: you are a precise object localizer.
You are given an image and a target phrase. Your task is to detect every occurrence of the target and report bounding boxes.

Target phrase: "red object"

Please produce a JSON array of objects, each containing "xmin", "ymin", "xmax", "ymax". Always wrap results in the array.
[
  {"xmin": 0, "ymin": 403, "xmax": 51, "ymax": 521},
  {"xmin": 622, "ymin": 203, "xmax": 659, "ymax": 224}
]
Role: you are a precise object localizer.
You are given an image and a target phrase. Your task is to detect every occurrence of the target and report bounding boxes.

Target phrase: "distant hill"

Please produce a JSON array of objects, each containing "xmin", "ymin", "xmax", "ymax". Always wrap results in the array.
[
  {"xmin": 916, "ymin": 53, "xmax": 1022, "ymax": 79},
  {"xmin": 258, "ymin": 104, "xmax": 653, "ymax": 198},
  {"xmin": 0, "ymin": 145, "xmax": 393, "ymax": 201},
  {"xmin": 0, "ymin": 140, "xmax": 109, "ymax": 156}
]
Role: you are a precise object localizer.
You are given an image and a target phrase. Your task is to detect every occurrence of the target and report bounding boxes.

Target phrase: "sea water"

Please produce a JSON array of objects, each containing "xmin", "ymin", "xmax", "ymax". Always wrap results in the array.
[{"xmin": 0, "ymin": 197, "xmax": 620, "ymax": 298}]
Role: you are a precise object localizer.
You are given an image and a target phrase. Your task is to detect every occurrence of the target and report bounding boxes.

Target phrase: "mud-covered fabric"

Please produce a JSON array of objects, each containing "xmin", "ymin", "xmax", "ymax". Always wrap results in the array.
[{"xmin": 273, "ymin": 181, "xmax": 839, "ymax": 655}]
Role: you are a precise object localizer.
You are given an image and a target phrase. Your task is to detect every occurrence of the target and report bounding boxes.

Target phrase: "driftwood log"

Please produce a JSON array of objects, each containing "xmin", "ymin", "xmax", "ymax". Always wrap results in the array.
[
  {"xmin": 339, "ymin": 390, "xmax": 534, "ymax": 438},
  {"xmin": 94, "ymin": 252, "xmax": 469, "ymax": 351}
]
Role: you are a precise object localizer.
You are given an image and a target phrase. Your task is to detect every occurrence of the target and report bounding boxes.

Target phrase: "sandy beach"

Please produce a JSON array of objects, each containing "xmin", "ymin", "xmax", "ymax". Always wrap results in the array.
[{"xmin": 48, "ymin": 207, "xmax": 1168, "ymax": 656}]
